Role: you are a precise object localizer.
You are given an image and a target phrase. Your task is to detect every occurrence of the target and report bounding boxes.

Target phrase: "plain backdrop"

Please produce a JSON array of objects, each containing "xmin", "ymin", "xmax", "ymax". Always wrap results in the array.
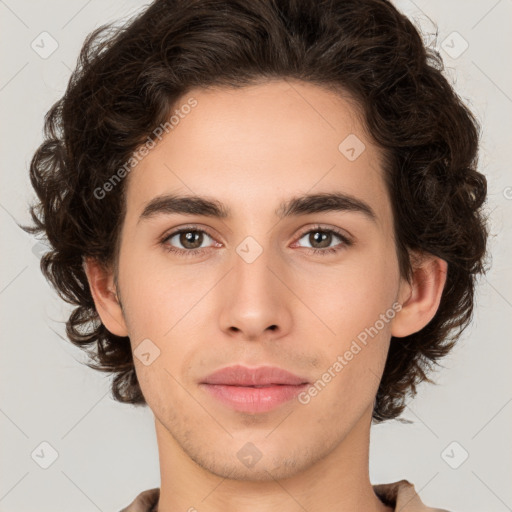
[{"xmin": 1, "ymin": 1, "xmax": 511, "ymax": 511}]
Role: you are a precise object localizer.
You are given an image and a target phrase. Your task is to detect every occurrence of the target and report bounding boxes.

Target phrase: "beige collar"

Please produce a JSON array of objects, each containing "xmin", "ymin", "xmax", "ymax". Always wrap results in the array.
[
  {"xmin": 121, "ymin": 480, "xmax": 450, "ymax": 512},
  {"xmin": 373, "ymin": 479, "xmax": 450, "ymax": 511}
]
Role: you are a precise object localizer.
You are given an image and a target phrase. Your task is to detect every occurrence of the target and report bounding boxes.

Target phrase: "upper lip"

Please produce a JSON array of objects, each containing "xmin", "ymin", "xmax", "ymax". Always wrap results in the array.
[{"xmin": 201, "ymin": 365, "xmax": 309, "ymax": 386}]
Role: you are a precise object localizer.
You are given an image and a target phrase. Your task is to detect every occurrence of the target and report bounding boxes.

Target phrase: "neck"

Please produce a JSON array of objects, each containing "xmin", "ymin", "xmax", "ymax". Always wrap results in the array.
[{"xmin": 154, "ymin": 405, "xmax": 392, "ymax": 512}]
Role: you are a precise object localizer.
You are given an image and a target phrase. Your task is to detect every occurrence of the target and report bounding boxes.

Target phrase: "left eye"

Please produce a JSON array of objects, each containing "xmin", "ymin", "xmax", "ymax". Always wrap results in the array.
[{"xmin": 294, "ymin": 228, "xmax": 350, "ymax": 251}]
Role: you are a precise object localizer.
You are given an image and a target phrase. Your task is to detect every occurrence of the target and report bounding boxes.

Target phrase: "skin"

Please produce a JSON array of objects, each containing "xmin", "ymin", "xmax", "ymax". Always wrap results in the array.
[{"xmin": 85, "ymin": 79, "xmax": 447, "ymax": 512}]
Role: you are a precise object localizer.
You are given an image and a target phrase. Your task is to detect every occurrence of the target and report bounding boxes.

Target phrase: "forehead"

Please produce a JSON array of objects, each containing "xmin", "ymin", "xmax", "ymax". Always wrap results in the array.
[{"xmin": 123, "ymin": 79, "xmax": 391, "ymax": 227}]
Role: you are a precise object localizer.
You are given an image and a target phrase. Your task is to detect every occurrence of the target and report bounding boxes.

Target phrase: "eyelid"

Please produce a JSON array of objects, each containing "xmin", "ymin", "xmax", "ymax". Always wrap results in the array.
[
  {"xmin": 160, "ymin": 223, "xmax": 353, "ymax": 254},
  {"xmin": 159, "ymin": 224, "xmax": 220, "ymax": 246},
  {"xmin": 294, "ymin": 223, "xmax": 352, "ymax": 243}
]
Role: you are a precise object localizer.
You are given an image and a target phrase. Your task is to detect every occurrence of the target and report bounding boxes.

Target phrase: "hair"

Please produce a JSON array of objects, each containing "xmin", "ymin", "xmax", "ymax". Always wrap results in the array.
[{"xmin": 22, "ymin": 0, "xmax": 488, "ymax": 423}]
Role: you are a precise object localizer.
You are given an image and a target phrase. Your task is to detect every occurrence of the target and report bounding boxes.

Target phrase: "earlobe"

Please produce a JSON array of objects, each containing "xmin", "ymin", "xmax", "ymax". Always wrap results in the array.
[
  {"xmin": 391, "ymin": 254, "xmax": 448, "ymax": 338},
  {"xmin": 83, "ymin": 257, "xmax": 129, "ymax": 337}
]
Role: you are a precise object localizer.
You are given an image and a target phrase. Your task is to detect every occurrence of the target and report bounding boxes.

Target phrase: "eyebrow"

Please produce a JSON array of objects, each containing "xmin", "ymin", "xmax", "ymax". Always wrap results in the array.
[{"xmin": 138, "ymin": 191, "xmax": 377, "ymax": 224}]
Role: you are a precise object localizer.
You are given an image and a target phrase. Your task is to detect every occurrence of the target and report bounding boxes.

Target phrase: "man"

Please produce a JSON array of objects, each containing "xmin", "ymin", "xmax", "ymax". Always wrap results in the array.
[{"xmin": 24, "ymin": 0, "xmax": 488, "ymax": 510}]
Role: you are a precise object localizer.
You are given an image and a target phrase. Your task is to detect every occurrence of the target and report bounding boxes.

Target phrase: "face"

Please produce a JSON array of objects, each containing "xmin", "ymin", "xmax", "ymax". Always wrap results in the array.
[{"xmin": 111, "ymin": 79, "xmax": 406, "ymax": 480}]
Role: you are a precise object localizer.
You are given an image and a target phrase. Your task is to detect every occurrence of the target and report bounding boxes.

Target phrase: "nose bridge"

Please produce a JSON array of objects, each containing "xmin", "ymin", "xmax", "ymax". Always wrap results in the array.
[
  {"xmin": 218, "ymin": 235, "xmax": 291, "ymax": 338},
  {"xmin": 231, "ymin": 235, "xmax": 279, "ymax": 304}
]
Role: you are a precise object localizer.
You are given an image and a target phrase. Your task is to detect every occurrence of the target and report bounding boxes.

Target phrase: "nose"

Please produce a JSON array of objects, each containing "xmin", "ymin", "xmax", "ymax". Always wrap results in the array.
[{"xmin": 217, "ymin": 246, "xmax": 293, "ymax": 342}]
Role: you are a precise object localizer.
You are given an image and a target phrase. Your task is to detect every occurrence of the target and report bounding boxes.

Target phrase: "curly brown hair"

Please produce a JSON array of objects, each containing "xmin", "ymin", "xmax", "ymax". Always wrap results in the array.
[{"xmin": 22, "ymin": 0, "xmax": 488, "ymax": 423}]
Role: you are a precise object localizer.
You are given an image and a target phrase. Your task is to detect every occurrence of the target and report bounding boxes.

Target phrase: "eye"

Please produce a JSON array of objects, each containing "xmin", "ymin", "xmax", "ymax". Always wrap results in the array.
[
  {"xmin": 159, "ymin": 224, "xmax": 352, "ymax": 258},
  {"xmin": 160, "ymin": 226, "xmax": 218, "ymax": 257},
  {"xmin": 293, "ymin": 226, "xmax": 352, "ymax": 255}
]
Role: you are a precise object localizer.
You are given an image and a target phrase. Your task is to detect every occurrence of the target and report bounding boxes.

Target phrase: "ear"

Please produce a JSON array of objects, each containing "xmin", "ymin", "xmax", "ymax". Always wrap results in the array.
[
  {"xmin": 391, "ymin": 253, "xmax": 448, "ymax": 338},
  {"xmin": 83, "ymin": 257, "xmax": 128, "ymax": 337}
]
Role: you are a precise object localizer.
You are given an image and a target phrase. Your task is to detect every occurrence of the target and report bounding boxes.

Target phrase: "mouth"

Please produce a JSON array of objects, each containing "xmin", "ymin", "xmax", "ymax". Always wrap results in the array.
[{"xmin": 200, "ymin": 365, "xmax": 310, "ymax": 413}]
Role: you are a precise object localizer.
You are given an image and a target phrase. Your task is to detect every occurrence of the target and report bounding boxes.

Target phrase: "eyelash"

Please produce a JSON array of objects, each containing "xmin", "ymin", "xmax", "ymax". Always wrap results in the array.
[{"xmin": 159, "ymin": 224, "xmax": 352, "ymax": 258}]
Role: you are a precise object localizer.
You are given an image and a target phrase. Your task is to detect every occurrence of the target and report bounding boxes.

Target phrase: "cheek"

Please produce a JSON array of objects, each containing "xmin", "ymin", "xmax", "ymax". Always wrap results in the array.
[
  {"xmin": 118, "ymin": 245, "xmax": 208, "ymax": 338},
  {"xmin": 297, "ymin": 257, "xmax": 398, "ymax": 419},
  {"xmin": 117, "ymin": 251, "xmax": 206, "ymax": 380},
  {"xmin": 300, "ymin": 248, "xmax": 400, "ymax": 343}
]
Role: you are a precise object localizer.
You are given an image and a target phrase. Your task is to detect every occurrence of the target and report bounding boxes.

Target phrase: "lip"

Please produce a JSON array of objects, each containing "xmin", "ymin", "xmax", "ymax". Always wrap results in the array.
[
  {"xmin": 202, "ymin": 365, "xmax": 309, "ymax": 386},
  {"xmin": 200, "ymin": 365, "xmax": 309, "ymax": 413}
]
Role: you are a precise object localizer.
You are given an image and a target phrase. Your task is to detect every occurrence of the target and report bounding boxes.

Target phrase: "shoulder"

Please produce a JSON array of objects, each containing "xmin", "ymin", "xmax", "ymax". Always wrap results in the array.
[
  {"xmin": 121, "ymin": 481, "xmax": 453, "ymax": 512},
  {"xmin": 373, "ymin": 479, "xmax": 452, "ymax": 512},
  {"xmin": 119, "ymin": 487, "xmax": 160, "ymax": 512}
]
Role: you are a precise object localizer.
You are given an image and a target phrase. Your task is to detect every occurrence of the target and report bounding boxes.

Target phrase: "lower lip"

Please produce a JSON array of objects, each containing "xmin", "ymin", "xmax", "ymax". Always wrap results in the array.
[{"xmin": 200, "ymin": 383, "xmax": 309, "ymax": 413}]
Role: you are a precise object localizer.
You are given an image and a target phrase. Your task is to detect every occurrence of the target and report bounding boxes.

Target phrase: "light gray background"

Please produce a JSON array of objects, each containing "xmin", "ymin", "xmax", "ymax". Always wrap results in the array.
[{"xmin": 1, "ymin": 1, "xmax": 511, "ymax": 511}]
